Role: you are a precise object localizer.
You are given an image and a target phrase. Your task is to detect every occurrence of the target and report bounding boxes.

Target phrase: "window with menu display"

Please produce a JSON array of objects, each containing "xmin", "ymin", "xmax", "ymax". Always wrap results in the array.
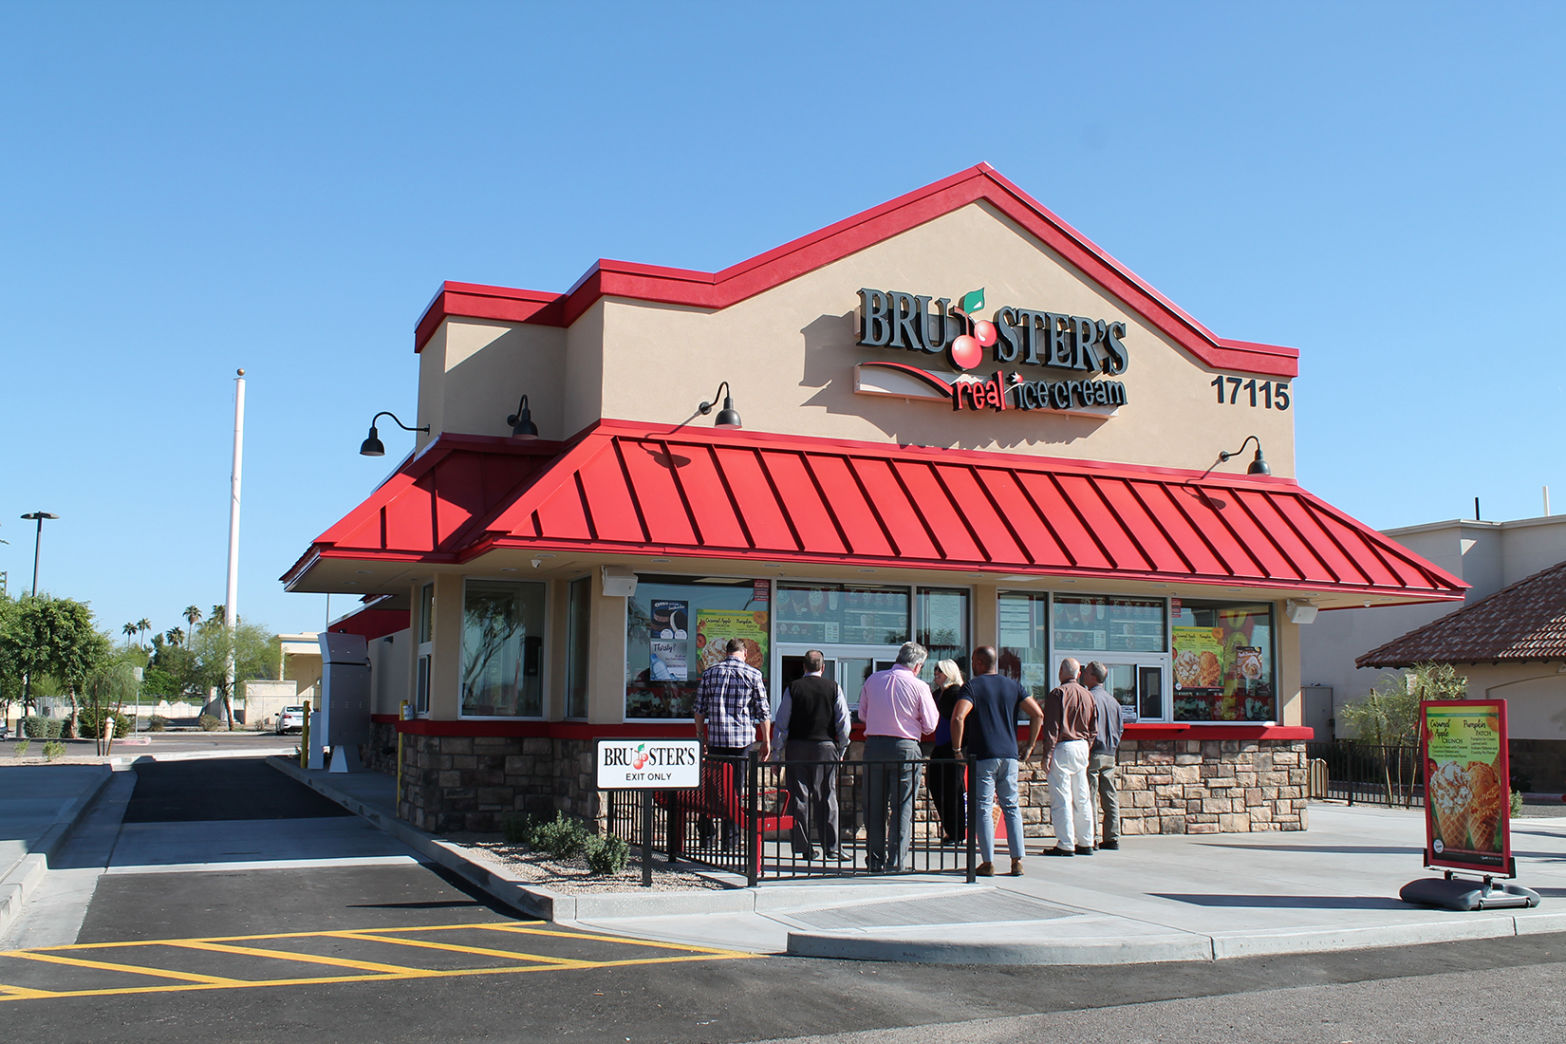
[
  {"xmin": 916, "ymin": 587, "xmax": 969, "ymax": 683},
  {"xmin": 625, "ymin": 575, "xmax": 770, "ymax": 720},
  {"xmin": 1171, "ymin": 600, "xmax": 1274, "ymax": 722},
  {"xmin": 1051, "ymin": 594, "xmax": 1166, "ymax": 653},
  {"xmin": 775, "ymin": 583, "xmax": 909, "ymax": 646}
]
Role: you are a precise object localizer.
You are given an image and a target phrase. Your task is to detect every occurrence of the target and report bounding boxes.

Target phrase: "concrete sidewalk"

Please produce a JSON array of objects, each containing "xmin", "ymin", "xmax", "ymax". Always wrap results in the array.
[
  {"xmin": 268, "ymin": 759, "xmax": 1566, "ymax": 964},
  {"xmin": 5, "ymin": 755, "xmax": 1564, "ymax": 963}
]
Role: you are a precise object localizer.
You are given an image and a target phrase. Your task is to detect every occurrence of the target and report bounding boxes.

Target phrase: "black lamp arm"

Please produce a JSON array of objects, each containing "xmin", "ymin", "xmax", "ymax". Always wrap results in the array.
[
  {"xmin": 368, "ymin": 411, "xmax": 429, "ymax": 434},
  {"xmin": 1219, "ymin": 434, "xmax": 1262, "ymax": 463},
  {"xmin": 699, "ymin": 381, "xmax": 732, "ymax": 414},
  {"xmin": 507, "ymin": 394, "xmax": 531, "ymax": 425}
]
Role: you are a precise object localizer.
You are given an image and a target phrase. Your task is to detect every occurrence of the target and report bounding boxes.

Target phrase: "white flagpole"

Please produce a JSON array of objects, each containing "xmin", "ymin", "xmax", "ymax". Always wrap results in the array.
[{"xmin": 225, "ymin": 369, "xmax": 246, "ymax": 719}]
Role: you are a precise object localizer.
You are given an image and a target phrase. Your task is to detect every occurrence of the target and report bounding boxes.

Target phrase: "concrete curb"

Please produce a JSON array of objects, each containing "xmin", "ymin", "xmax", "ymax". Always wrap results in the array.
[
  {"xmin": 785, "ymin": 929, "xmax": 1216, "ymax": 965},
  {"xmin": 0, "ymin": 765, "xmax": 114, "ymax": 936}
]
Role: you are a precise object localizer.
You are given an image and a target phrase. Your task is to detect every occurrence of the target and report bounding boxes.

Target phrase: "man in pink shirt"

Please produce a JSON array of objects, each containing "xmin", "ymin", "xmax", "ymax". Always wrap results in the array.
[{"xmin": 858, "ymin": 641, "xmax": 939, "ymax": 872}]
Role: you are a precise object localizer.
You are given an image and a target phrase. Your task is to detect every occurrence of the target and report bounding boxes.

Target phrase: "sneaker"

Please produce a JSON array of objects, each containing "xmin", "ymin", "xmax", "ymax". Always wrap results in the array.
[
  {"xmin": 976, "ymin": 862, "xmax": 995, "ymax": 877},
  {"xmin": 1010, "ymin": 858, "xmax": 1024, "ymax": 877},
  {"xmin": 1075, "ymin": 845, "xmax": 1095, "ymax": 855},
  {"xmin": 1044, "ymin": 847, "xmax": 1075, "ymax": 857}
]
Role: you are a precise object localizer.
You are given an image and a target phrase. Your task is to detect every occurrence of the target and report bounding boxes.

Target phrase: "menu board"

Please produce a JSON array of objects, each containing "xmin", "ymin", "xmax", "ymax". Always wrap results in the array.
[
  {"xmin": 649, "ymin": 599, "xmax": 689, "ymax": 680},
  {"xmin": 1421, "ymin": 700, "xmax": 1512, "ymax": 874},
  {"xmin": 1172, "ymin": 621, "xmax": 1271, "ymax": 721},
  {"xmin": 695, "ymin": 610, "xmax": 768, "ymax": 672}
]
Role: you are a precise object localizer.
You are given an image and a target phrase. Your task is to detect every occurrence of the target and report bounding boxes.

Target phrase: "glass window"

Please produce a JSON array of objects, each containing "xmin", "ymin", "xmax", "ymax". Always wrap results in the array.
[
  {"xmin": 415, "ymin": 583, "xmax": 433, "ymax": 715},
  {"xmin": 1170, "ymin": 600, "xmax": 1275, "ymax": 722},
  {"xmin": 626, "ymin": 575, "xmax": 769, "ymax": 720},
  {"xmin": 998, "ymin": 591, "xmax": 1050, "ymax": 702},
  {"xmin": 774, "ymin": 583, "xmax": 909, "ymax": 646},
  {"xmin": 915, "ymin": 587, "xmax": 968, "ymax": 684},
  {"xmin": 461, "ymin": 580, "xmax": 545, "ymax": 717},
  {"xmin": 1052, "ymin": 594, "xmax": 1166, "ymax": 653},
  {"xmin": 565, "ymin": 576, "xmax": 590, "ymax": 719}
]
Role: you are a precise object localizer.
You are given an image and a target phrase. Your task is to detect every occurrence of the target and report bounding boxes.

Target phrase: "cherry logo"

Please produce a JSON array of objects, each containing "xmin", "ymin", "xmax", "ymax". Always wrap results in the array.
[
  {"xmin": 948, "ymin": 288, "xmax": 997, "ymax": 371},
  {"xmin": 632, "ymin": 744, "xmax": 648, "ymax": 770}
]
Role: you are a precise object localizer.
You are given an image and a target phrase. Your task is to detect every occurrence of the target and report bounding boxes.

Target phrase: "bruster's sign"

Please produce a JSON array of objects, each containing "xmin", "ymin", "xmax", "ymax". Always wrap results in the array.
[{"xmin": 856, "ymin": 287, "xmax": 1130, "ymax": 412}]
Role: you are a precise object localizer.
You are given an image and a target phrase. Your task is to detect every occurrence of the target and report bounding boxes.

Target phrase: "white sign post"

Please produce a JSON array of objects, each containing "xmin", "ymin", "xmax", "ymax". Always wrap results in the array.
[{"xmin": 595, "ymin": 739, "xmax": 702, "ymax": 886}]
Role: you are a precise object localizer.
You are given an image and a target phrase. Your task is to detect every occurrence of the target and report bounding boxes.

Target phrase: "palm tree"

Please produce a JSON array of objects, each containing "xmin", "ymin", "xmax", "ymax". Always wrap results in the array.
[
  {"xmin": 184, "ymin": 604, "xmax": 202, "ymax": 636},
  {"xmin": 122, "ymin": 622, "xmax": 138, "ymax": 648},
  {"xmin": 166, "ymin": 626, "xmax": 184, "ymax": 646},
  {"xmin": 211, "ymin": 605, "xmax": 226, "ymax": 628},
  {"xmin": 136, "ymin": 617, "xmax": 152, "ymax": 649}
]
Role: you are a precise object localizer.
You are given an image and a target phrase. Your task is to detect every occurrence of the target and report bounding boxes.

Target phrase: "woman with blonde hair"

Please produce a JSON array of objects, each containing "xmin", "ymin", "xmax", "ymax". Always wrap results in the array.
[{"xmin": 926, "ymin": 658, "xmax": 967, "ymax": 843}]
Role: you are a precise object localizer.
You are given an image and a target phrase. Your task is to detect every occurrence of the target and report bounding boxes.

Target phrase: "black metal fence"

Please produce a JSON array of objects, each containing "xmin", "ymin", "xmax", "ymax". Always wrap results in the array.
[
  {"xmin": 1307, "ymin": 740, "xmax": 1424, "ymax": 807},
  {"xmin": 605, "ymin": 751, "xmax": 984, "ymax": 884}
]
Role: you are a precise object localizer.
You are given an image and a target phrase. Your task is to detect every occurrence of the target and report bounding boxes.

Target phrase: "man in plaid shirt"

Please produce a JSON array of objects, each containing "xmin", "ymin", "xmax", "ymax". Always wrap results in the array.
[{"xmin": 693, "ymin": 638, "xmax": 771, "ymax": 848}]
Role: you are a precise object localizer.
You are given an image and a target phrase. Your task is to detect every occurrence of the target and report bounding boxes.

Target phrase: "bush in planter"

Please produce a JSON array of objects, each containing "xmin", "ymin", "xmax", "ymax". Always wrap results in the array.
[
  {"xmin": 198, "ymin": 714, "xmax": 220, "ymax": 732},
  {"xmin": 148, "ymin": 715, "xmax": 167, "ymax": 732},
  {"xmin": 13, "ymin": 739, "xmax": 30, "ymax": 758},
  {"xmin": 583, "ymin": 834, "xmax": 629, "ymax": 876},
  {"xmin": 527, "ymin": 812, "xmax": 587, "ymax": 859},
  {"xmin": 43, "ymin": 740, "xmax": 66, "ymax": 761}
]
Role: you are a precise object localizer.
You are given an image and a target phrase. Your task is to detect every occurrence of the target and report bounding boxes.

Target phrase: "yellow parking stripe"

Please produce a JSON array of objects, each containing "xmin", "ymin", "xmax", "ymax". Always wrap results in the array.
[
  {"xmin": 9, "ymin": 950, "xmax": 243, "ymax": 985},
  {"xmin": 331, "ymin": 931, "xmax": 584, "ymax": 966},
  {"xmin": 0, "ymin": 921, "xmax": 759, "ymax": 1003},
  {"xmin": 168, "ymin": 941, "xmax": 431, "ymax": 977}
]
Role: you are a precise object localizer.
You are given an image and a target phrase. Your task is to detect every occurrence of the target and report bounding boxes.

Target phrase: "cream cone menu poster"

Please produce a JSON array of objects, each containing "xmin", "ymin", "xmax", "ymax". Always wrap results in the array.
[{"xmin": 1420, "ymin": 700, "xmax": 1512, "ymax": 875}]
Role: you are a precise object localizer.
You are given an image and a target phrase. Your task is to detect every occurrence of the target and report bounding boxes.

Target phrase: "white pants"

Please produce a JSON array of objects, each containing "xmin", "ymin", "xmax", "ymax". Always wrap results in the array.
[{"xmin": 1047, "ymin": 739, "xmax": 1094, "ymax": 850}]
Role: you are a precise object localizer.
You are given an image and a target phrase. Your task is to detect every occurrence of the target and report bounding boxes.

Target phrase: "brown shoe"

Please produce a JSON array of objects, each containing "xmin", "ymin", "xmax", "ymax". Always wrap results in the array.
[
  {"xmin": 976, "ymin": 861, "xmax": 995, "ymax": 877},
  {"xmin": 1010, "ymin": 858, "xmax": 1024, "ymax": 877}
]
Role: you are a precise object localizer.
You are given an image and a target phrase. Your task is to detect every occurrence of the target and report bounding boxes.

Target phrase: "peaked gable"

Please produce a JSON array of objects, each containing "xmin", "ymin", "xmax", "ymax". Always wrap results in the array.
[{"xmin": 414, "ymin": 165, "xmax": 1298, "ymax": 379}]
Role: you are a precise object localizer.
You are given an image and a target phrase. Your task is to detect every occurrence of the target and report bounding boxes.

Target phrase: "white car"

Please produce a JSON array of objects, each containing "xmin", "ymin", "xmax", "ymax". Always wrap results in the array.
[{"xmin": 275, "ymin": 705, "xmax": 305, "ymax": 734}]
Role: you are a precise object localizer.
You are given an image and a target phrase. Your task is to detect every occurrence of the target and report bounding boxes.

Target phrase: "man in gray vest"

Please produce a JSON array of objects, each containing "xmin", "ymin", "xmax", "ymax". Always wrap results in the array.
[
  {"xmin": 1083, "ymin": 660, "xmax": 1125, "ymax": 850},
  {"xmin": 773, "ymin": 649, "xmax": 851, "ymax": 860}
]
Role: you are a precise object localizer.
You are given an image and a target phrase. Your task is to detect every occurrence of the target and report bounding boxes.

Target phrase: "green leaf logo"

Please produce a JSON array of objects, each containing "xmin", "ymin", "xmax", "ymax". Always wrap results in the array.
[{"xmin": 959, "ymin": 288, "xmax": 985, "ymax": 315}]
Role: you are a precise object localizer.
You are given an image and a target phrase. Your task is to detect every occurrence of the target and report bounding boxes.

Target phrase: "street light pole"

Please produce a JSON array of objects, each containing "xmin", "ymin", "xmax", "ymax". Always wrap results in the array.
[
  {"xmin": 20, "ymin": 511, "xmax": 58, "ymax": 597},
  {"xmin": 18, "ymin": 511, "xmax": 57, "ymax": 716}
]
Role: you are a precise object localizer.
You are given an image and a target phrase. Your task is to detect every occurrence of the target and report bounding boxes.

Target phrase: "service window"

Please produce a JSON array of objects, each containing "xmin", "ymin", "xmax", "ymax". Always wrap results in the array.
[
  {"xmin": 998, "ymin": 591, "xmax": 1050, "ymax": 701},
  {"xmin": 1170, "ymin": 600, "xmax": 1275, "ymax": 722},
  {"xmin": 625, "ymin": 575, "xmax": 769, "ymax": 720}
]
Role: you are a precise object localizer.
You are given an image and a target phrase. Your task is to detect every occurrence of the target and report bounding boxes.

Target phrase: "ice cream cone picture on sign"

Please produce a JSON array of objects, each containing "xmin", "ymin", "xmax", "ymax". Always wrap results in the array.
[{"xmin": 1420, "ymin": 700, "xmax": 1512, "ymax": 874}]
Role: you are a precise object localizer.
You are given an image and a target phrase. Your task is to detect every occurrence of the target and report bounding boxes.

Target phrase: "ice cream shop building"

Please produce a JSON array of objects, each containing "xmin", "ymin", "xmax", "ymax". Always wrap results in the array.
[{"xmin": 283, "ymin": 165, "xmax": 1465, "ymax": 837}]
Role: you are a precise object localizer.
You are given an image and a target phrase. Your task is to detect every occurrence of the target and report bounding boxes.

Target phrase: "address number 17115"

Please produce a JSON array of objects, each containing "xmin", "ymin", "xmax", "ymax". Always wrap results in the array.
[{"xmin": 1211, "ymin": 376, "xmax": 1290, "ymax": 410}]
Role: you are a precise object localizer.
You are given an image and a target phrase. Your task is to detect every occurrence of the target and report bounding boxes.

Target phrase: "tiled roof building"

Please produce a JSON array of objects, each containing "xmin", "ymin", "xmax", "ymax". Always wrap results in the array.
[{"xmin": 1358, "ymin": 561, "xmax": 1566, "ymax": 668}]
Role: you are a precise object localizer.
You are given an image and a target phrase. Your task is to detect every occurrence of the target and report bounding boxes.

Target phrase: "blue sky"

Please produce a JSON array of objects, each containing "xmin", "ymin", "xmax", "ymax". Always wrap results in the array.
[{"xmin": 2, "ymin": 1, "xmax": 1561, "ymax": 639}]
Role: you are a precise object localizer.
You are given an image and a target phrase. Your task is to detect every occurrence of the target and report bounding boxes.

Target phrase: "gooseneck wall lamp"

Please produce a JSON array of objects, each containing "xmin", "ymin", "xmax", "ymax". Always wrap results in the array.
[
  {"xmin": 698, "ymin": 380, "xmax": 743, "ymax": 429},
  {"xmin": 359, "ymin": 411, "xmax": 430, "ymax": 457},
  {"xmin": 507, "ymin": 394, "xmax": 539, "ymax": 440},
  {"xmin": 1219, "ymin": 435, "xmax": 1271, "ymax": 476}
]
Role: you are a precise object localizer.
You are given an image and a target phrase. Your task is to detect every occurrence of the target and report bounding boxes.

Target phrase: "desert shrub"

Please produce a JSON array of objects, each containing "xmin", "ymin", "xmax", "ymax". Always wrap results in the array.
[
  {"xmin": 149, "ymin": 715, "xmax": 168, "ymax": 732},
  {"xmin": 1511, "ymin": 791, "xmax": 1524, "ymax": 818},
  {"xmin": 583, "ymin": 834, "xmax": 629, "ymax": 876},
  {"xmin": 23, "ymin": 716, "xmax": 64, "ymax": 739},
  {"xmin": 501, "ymin": 812, "xmax": 532, "ymax": 844},
  {"xmin": 527, "ymin": 812, "xmax": 587, "ymax": 859},
  {"xmin": 13, "ymin": 739, "xmax": 30, "ymax": 758},
  {"xmin": 198, "ymin": 714, "xmax": 220, "ymax": 732},
  {"xmin": 43, "ymin": 740, "xmax": 66, "ymax": 761},
  {"xmin": 78, "ymin": 707, "xmax": 132, "ymax": 738}
]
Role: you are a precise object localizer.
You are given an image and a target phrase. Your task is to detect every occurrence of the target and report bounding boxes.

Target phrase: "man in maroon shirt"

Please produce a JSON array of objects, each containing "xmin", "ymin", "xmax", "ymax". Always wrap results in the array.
[{"xmin": 1041, "ymin": 657, "xmax": 1098, "ymax": 856}]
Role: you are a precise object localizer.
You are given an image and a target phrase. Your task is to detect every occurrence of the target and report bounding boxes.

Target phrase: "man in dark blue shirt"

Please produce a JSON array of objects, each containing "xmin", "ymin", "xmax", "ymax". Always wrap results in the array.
[{"xmin": 951, "ymin": 646, "xmax": 1044, "ymax": 877}]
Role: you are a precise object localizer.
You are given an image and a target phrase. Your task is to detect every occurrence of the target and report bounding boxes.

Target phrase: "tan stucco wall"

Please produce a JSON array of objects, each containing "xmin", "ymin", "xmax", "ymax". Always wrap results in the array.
[
  {"xmin": 587, "ymin": 580, "xmax": 628, "ymax": 724},
  {"xmin": 429, "ymin": 573, "xmax": 465, "ymax": 718},
  {"xmin": 1464, "ymin": 664, "xmax": 1566, "ymax": 741},
  {"xmin": 418, "ymin": 203, "xmax": 1293, "ymax": 474}
]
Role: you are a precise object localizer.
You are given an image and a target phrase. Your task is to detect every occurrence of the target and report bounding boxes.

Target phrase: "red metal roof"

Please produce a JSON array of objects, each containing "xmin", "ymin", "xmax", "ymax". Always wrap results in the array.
[{"xmin": 285, "ymin": 422, "xmax": 1465, "ymax": 605}]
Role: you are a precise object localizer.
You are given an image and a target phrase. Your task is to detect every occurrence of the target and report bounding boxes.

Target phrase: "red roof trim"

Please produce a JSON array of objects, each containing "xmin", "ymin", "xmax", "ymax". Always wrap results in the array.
[
  {"xmin": 288, "ymin": 422, "xmax": 1466, "ymax": 604},
  {"xmin": 413, "ymin": 165, "xmax": 1298, "ymax": 378}
]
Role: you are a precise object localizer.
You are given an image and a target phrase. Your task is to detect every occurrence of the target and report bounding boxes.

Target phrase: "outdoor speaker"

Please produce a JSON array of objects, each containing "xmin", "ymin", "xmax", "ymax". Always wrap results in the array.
[
  {"xmin": 601, "ymin": 565, "xmax": 638, "ymax": 598},
  {"xmin": 1285, "ymin": 599, "xmax": 1319, "ymax": 625}
]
